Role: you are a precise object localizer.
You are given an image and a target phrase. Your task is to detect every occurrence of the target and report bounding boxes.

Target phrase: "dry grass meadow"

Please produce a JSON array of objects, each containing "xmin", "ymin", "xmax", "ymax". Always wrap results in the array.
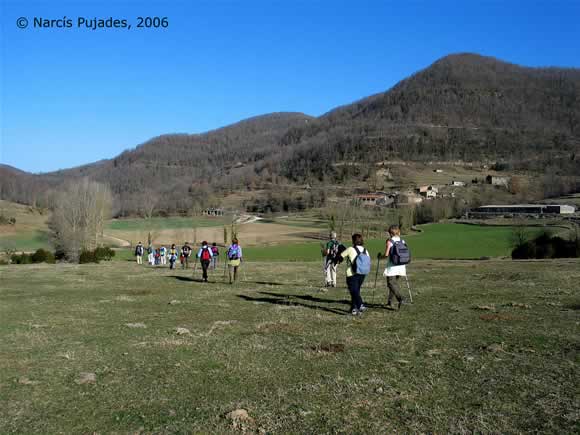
[{"xmin": 1, "ymin": 257, "xmax": 578, "ymax": 433}]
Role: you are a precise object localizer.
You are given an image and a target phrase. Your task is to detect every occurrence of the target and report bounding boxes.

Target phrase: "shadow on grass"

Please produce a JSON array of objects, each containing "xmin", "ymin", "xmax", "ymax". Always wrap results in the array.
[
  {"xmin": 258, "ymin": 291, "xmax": 392, "ymax": 311},
  {"xmin": 237, "ymin": 293, "xmax": 348, "ymax": 315},
  {"xmin": 166, "ymin": 275, "xmax": 207, "ymax": 283}
]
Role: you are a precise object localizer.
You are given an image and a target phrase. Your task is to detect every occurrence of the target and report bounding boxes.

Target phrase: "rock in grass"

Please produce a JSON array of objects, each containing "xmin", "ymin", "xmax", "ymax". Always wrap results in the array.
[
  {"xmin": 17, "ymin": 376, "xmax": 38, "ymax": 385},
  {"xmin": 168, "ymin": 300, "xmax": 181, "ymax": 305},
  {"xmin": 125, "ymin": 322, "xmax": 146, "ymax": 328},
  {"xmin": 475, "ymin": 305, "xmax": 495, "ymax": 311},
  {"xmin": 504, "ymin": 302, "xmax": 532, "ymax": 309},
  {"xmin": 483, "ymin": 343, "xmax": 504, "ymax": 353},
  {"xmin": 225, "ymin": 409, "xmax": 255, "ymax": 430},
  {"xmin": 75, "ymin": 372, "xmax": 96, "ymax": 384},
  {"xmin": 174, "ymin": 327, "xmax": 191, "ymax": 335}
]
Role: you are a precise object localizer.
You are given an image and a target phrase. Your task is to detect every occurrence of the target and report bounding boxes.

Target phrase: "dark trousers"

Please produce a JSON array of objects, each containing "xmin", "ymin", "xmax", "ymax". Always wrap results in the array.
[
  {"xmin": 387, "ymin": 276, "xmax": 403, "ymax": 305},
  {"xmin": 346, "ymin": 274, "xmax": 365, "ymax": 311},
  {"xmin": 201, "ymin": 260, "xmax": 210, "ymax": 280}
]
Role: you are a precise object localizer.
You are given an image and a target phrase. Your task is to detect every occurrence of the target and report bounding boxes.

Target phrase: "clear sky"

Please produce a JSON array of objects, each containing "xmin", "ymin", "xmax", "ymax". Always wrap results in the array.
[{"xmin": 1, "ymin": 0, "xmax": 579, "ymax": 173}]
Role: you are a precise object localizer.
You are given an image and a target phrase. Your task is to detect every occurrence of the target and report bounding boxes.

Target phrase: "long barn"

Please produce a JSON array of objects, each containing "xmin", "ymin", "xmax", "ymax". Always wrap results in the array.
[{"xmin": 468, "ymin": 204, "xmax": 576, "ymax": 218}]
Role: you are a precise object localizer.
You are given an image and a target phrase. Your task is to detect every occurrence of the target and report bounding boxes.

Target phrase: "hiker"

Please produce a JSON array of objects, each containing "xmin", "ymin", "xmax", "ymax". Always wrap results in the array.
[
  {"xmin": 169, "ymin": 244, "xmax": 178, "ymax": 270},
  {"xmin": 210, "ymin": 242, "xmax": 219, "ymax": 270},
  {"xmin": 160, "ymin": 245, "xmax": 167, "ymax": 265},
  {"xmin": 181, "ymin": 242, "xmax": 192, "ymax": 269},
  {"xmin": 147, "ymin": 245, "xmax": 155, "ymax": 265},
  {"xmin": 323, "ymin": 232, "xmax": 340, "ymax": 287},
  {"xmin": 154, "ymin": 248, "xmax": 161, "ymax": 266},
  {"xmin": 340, "ymin": 233, "xmax": 371, "ymax": 315},
  {"xmin": 197, "ymin": 241, "xmax": 213, "ymax": 282},
  {"xmin": 226, "ymin": 238, "xmax": 243, "ymax": 284},
  {"xmin": 382, "ymin": 225, "xmax": 409, "ymax": 310},
  {"xmin": 135, "ymin": 242, "xmax": 144, "ymax": 264}
]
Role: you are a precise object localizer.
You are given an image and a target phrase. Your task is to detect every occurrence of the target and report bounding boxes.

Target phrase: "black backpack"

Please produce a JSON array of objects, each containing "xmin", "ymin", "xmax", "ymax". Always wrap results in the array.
[{"xmin": 390, "ymin": 240, "xmax": 411, "ymax": 265}]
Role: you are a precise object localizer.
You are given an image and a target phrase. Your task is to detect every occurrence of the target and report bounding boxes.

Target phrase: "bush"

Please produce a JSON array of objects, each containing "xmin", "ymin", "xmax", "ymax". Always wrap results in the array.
[
  {"xmin": 79, "ymin": 250, "xmax": 99, "ymax": 264},
  {"xmin": 94, "ymin": 246, "xmax": 115, "ymax": 261},
  {"xmin": 10, "ymin": 253, "xmax": 32, "ymax": 264},
  {"xmin": 31, "ymin": 248, "xmax": 56, "ymax": 264},
  {"xmin": 54, "ymin": 249, "xmax": 67, "ymax": 261},
  {"xmin": 512, "ymin": 233, "xmax": 579, "ymax": 259}
]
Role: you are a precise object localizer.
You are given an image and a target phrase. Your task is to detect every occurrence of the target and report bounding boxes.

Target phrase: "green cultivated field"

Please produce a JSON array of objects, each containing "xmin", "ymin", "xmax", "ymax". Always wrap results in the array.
[
  {"xmin": 243, "ymin": 223, "xmax": 543, "ymax": 261},
  {"xmin": 1, "ymin": 259, "xmax": 578, "ymax": 433},
  {"xmin": 0, "ymin": 230, "xmax": 51, "ymax": 252}
]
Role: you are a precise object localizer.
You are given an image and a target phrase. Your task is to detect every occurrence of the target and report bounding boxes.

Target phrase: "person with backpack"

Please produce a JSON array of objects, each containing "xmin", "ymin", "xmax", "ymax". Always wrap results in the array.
[
  {"xmin": 169, "ymin": 244, "xmax": 178, "ymax": 270},
  {"xmin": 210, "ymin": 242, "xmax": 219, "ymax": 270},
  {"xmin": 134, "ymin": 242, "xmax": 144, "ymax": 264},
  {"xmin": 147, "ymin": 244, "xmax": 155, "ymax": 265},
  {"xmin": 382, "ymin": 225, "xmax": 410, "ymax": 310},
  {"xmin": 160, "ymin": 245, "xmax": 167, "ymax": 265},
  {"xmin": 340, "ymin": 233, "xmax": 371, "ymax": 315},
  {"xmin": 226, "ymin": 238, "xmax": 243, "ymax": 284},
  {"xmin": 154, "ymin": 248, "xmax": 161, "ymax": 266},
  {"xmin": 323, "ymin": 232, "xmax": 341, "ymax": 287},
  {"xmin": 181, "ymin": 243, "xmax": 191, "ymax": 269},
  {"xmin": 196, "ymin": 241, "xmax": 213, "ymax": 282}
]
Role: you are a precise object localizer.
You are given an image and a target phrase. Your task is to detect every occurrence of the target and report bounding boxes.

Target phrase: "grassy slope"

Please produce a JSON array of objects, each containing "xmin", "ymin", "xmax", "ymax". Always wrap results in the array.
[
  {"xmin": 0, "ymin": 259, "xmax": 578, "ymax": 433},
  {"xmin": 0, "ymin": 201, "xmax": 51, "ymax": 251}
]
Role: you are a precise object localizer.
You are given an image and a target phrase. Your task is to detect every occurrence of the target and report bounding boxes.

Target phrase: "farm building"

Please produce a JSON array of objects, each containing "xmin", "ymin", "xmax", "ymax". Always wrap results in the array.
[
  {"xmin": 486, "ymin": 175, "xmax": 510, "ymax": 187},
  {"xmin": 353, "ymin": 193, "xmax": 395, "ymax": 207},
  {"xmin": 468, "ymin": 204, "xmax": 575, "ymax": 218},
  {"xmin": 451, "ymin": 180, "xmax": 466, "ymax": 186},
  {"xmin": 202, "ymin": 208, "xmax": 224, "ymax": 216},
  {"xmin": 417, "ymin": 185, "xmax": 438, "ymax": 199}
]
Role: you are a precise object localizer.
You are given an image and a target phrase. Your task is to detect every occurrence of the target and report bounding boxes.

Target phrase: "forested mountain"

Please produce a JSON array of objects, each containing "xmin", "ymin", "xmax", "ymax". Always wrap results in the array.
[
  {"xmin": 2, "ymin": 53, "xmax": 579, "ymax": 214},
  {"xmin": 275, "ymin": 53, "xmax": 580, "ymax": 181}
]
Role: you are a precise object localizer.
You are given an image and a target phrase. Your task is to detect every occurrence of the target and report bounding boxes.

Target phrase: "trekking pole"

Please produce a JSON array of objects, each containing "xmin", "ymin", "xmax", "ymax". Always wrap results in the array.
[
  {"xmin": 404, "ymin": 275, "xmax": 413, "ymax": 303},
  {"xmin": 192, "ymin": 260, "xmax": 198, "ymax": 277},
  {"xmin": 241, "ymin": 262, "xmax": 247, "ymax": 282},
  {"xmin": 373, "ymin": 253, "xmax": 381, "ymax": 288},
  {"xmin": 372, "ymin": 253, "xmax": 381, "ymax": 305},
  {"xmin": 223, "ymin": 259, "xmax": 227, "ymax": 278}
]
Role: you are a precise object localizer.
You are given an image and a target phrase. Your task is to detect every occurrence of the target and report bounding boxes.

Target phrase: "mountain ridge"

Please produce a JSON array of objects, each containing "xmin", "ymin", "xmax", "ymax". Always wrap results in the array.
[{"xmin": 2, "ymin": 53, "xmax": 579, "ymax": 213}]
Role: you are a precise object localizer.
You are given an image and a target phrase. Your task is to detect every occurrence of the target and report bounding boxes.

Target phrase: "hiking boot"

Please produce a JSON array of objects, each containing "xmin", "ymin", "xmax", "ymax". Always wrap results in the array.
[
  {"xmin": 351, "ymin": 309, "xmax": 360, "ymax": 316},
  {"xmin": 359, "ymin": 305, "xmax": 368, "ymax": 313},
  {"xmin": 397, "ymin": 299, "xmax": 404, "ymax": 310},
  {"xmin": 385, "ymin": 303, "xmax": 395, "ymax": 311}
]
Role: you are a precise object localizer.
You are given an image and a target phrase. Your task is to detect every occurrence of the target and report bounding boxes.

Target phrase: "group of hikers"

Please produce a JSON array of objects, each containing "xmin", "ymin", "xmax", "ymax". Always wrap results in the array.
[
  {"xmin": 134, "ymin": 238, "xmax": 243, "ymax": 284},
  {"xmin": 322, "ymin": 225, "xmax": 411, "ymax": 315},
  {"xmin": 133, "ymin": 226, "xmax": 410, "ymax": 315}
]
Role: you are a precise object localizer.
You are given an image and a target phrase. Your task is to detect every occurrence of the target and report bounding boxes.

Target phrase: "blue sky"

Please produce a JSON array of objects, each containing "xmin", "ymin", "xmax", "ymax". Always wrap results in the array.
[{"xmin": 1, "ymin": 0, "xmax": 579, "ymax": 173}]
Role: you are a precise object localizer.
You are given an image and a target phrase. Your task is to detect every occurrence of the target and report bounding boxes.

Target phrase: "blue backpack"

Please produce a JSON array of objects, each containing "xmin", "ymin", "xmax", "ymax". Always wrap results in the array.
[{"xmin": 351, "ymin": 246, "xmax": 371, "ymax": 275}]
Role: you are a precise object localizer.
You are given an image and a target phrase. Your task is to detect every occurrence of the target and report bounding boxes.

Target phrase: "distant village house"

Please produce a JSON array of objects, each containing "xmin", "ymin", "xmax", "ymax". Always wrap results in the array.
[
  {"xmin": 486, "ymin": 175, "xmax": 510, "ymax": 188},
  {"xmin": 451, "ymin": 180, "xmax": 466, "ymax": 187},
  {"xmin": 353, "ymin": 192, "xmax": 395, "ymax": 207},
  {"xmin": 417, "ymin": 185, "xmax": 438, "ymax": 199}
]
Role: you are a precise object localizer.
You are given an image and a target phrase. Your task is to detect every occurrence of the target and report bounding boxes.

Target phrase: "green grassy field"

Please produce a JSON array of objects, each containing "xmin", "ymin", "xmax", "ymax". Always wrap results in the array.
[
  {"xmin": 0, "ymin": 230, "xmax": 51, "ymax": 252},
  {"xmin": 242, "ymin": 223, "xmax": 546, "ymax": 261},
  {"xmin": 1, "ymin": 259, "xmax": 578, "ymax": 433},
  {"xmin": 108, "ymin": 216, "xmax": 227, "ymax": 231}
]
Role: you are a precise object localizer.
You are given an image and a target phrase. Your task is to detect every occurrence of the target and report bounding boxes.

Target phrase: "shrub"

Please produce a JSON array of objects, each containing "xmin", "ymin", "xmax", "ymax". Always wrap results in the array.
[
  {"xmin": 54, "ymin": 249, "xmax": 67, "ymax": 261},
  {"xmin": 94, "ymin": 246, "xmax": 115, "ymax": 261},
  {"xmin": 31, "ymin": 248, "xmax": 56, "ymax": 264},
  {"xmin": 10, "ymin": 253, "xmax": 32, "ymax": 264},
  {"xmin": 512, "ymin": 233, "xmax": 579, "ymax": 259},
  {"xmin": 79, "ymin": 250, "xmax": 99, "ymax": 264}
]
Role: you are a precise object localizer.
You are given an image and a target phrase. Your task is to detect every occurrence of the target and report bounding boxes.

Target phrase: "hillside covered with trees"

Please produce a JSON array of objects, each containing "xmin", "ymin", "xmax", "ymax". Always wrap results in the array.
[{"xmin": 1, "ymin": 53, "xmax": 579, "ymax": 215}]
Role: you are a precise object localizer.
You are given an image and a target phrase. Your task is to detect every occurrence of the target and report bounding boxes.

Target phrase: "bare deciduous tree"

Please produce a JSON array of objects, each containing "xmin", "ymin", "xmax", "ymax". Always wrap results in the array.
[{"xmin": 49, "ymin": 179, "xmax": 112, "ymax": 260}]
